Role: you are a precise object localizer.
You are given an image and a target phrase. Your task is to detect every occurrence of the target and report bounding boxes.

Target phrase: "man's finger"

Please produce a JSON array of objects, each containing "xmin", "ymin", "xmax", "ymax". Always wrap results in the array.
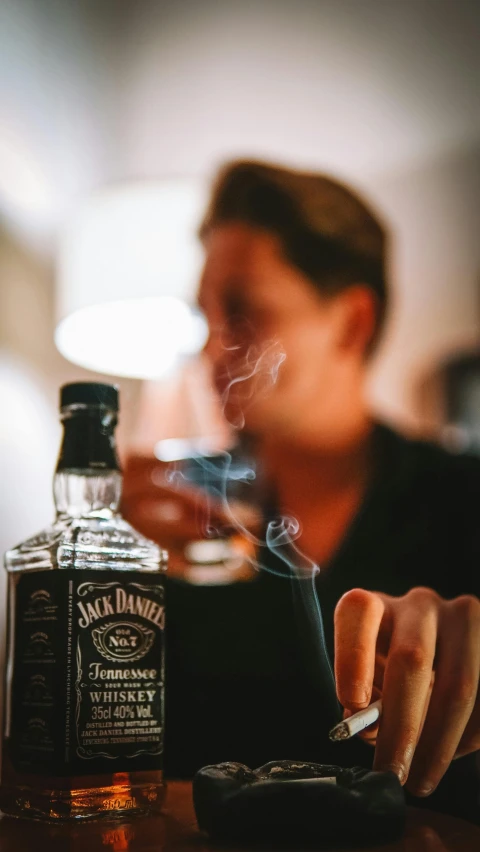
[
  {"xmin": 407, "ymin": 595, "xmax": 480, "ymax": 795},
  {"xmin": 455, "ymin": 684, "xmax": 480, "ymax": 757},
  {"xmin": 334, "ymin": 589, "xmax": 385, "ymax": 710},
  {"xmin": 123, "ymin": 474, "xmax": 227, "ymax": 521},
  {"xmin": 373, "ymin": 588, "xmax": 438, "ymax": 784},
  {"xmin": 127, "ymin": 496, "xmax": 215, "ymax": 542}
]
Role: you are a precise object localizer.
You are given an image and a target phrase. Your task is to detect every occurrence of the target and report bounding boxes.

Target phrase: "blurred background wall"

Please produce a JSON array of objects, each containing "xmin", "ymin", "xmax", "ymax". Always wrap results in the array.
[{"xmin": 1, "ymin": 0, "xmax": 480, "ymax": 558}]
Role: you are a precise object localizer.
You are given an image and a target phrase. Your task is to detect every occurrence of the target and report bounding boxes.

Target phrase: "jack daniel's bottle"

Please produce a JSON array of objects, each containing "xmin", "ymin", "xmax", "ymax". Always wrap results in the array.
[{"xmin": 1, "ymin": 383, "xmax": 167, "ymax": 820}]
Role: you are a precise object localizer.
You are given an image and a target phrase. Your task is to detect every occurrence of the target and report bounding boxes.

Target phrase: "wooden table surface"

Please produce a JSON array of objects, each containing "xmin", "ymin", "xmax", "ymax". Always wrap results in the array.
[{"xmin": 0, "ymin": 781, "xmax": 478, "ymax": 851}]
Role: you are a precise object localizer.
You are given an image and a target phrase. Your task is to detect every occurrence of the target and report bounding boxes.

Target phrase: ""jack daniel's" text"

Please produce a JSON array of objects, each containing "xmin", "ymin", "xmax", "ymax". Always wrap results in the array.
[{"xmin": 77, "ymin": 588, "xmax": 164, "ymax": 629}]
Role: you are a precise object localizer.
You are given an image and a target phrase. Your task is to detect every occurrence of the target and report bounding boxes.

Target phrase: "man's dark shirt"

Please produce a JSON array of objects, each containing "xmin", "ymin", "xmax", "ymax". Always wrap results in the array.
[{"xmin": 164, "ymin": 424, "xmax": 480, "ymax": 822}]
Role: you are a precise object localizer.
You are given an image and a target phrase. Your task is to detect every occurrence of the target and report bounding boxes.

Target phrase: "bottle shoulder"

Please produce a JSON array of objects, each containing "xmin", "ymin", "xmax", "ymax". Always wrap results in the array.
[{"xmin": 5, "ymin": 515, "xmax": 167, "ymax": 573}]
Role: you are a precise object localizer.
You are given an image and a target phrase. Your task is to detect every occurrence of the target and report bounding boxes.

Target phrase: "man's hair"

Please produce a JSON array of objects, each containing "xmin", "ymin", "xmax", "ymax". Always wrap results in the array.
[{"xmin": 200, "ymin": 160, "xmax": 389, "ymax": 352}]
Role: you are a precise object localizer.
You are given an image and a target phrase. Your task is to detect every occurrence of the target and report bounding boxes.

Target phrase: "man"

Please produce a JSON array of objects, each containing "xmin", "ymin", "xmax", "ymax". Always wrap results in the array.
[{"xmin": 122, "ymin": 160, "xmax": 479, "ymax": 821}]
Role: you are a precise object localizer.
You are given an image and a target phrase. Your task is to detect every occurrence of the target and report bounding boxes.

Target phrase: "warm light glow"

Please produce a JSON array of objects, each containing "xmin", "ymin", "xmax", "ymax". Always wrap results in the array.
[
  {"xmin": 154, "ymin": 436, "xmax": 224, "ymax": 462},
  {"xmin": 55, "ymin": 296, "xmax": 207, "ymax": 380},
  {"xmin": 56, "ymin": 180, "xmax": 208, "ymax": 378}
]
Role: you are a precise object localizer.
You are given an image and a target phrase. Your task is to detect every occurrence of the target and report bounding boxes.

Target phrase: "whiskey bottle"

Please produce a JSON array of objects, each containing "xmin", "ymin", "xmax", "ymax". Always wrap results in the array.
[{"xmin": 0, "ymin": 382, "xmax": 167, "ymax": 820}]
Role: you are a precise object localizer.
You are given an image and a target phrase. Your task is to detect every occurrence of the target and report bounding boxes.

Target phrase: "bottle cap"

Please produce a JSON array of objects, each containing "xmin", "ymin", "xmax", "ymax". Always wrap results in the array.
[{"xmin": 60, "ymin": 382, "xmax": 119, "ymax": 411}]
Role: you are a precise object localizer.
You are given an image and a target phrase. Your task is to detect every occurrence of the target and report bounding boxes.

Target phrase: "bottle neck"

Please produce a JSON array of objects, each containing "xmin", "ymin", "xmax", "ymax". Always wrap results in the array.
[{"xmin": 54, "ymin": 407, "xmax": 122, "ymax": 518}]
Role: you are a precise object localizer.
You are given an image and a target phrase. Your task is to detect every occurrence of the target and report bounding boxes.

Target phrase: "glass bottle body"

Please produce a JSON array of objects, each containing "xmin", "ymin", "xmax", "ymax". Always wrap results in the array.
[{"xmin": 1, "ymin": 399, "xmax": 167, "ymax": 821}]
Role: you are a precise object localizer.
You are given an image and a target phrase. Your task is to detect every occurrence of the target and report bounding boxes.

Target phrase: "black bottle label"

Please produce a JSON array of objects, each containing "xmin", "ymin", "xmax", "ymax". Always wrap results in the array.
[{"xmin": 9, "ymin": 570, "xmax": 165, "ymax": 776}]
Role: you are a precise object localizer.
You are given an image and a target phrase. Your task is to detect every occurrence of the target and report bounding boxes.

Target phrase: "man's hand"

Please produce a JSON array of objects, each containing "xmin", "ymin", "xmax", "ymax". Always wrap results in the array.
[
  {"xmin": 334, "ymin": 587, "xmax": 480, "ymax": 796},
  {"xmin": 121, "ymin": 454, "xmax": 260, "ymax": 576}
]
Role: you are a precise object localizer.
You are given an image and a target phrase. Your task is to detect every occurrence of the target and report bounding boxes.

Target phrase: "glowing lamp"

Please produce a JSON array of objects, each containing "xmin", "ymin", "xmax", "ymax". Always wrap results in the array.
[{"xmin": 55, "ymin": 180, "xmax": 208, "ymax": 379}]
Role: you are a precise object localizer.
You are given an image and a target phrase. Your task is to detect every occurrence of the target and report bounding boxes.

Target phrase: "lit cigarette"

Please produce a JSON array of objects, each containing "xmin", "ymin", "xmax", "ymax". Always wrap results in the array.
[{"xmin": 329, "ymin": 699, "xmax": 382, "ymax": 741}]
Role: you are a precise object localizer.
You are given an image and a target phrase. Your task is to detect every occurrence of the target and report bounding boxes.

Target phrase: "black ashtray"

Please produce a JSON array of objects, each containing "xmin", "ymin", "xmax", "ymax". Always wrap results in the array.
[{"xmin": 193, "ymin": 760, "xmax": 406, "ymax": 848}]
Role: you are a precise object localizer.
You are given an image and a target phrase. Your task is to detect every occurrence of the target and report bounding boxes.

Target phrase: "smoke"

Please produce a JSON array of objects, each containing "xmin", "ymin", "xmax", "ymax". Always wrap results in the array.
[
  {"xmin": 265, "ymin": 519, "xmax": 339, "ymax": 720},
  {"xmin": 216, "ymin": 337, "xmax": 286, "ymax": 429},
  {"xmin": 167, "ymin": 335, "xmax": 341, "ymax": 722}
]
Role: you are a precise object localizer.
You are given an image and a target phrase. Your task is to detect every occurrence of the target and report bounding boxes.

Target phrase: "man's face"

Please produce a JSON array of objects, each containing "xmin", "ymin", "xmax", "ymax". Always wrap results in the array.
[{"xmin": 197, "ymin": 223, "xmax": 344, "ymax": 440}]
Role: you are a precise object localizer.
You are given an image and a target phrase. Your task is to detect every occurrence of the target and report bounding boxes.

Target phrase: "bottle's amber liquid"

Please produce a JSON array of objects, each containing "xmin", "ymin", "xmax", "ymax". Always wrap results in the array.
[{"xmin": 0, "ymin": 748, "xmax": 166, "ymax": 820}]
